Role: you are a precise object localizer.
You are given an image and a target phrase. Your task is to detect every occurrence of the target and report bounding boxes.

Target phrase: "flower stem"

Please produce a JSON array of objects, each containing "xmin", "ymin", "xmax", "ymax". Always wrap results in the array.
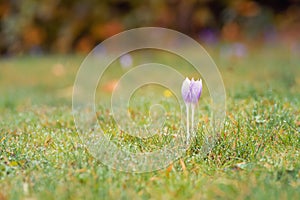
[
  {"xmin": 191, "ymin": 104, "xmax": 195, "ymax": 136},
  {"xmin": 186, "ymin": 104, "xmax": 189, "ymax": 142}
]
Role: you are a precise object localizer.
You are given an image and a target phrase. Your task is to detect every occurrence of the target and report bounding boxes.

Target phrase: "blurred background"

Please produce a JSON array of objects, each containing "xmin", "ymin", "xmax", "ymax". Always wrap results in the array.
[
  {"xmin": 0, "ymin": 0, "xmax": 299, "ymax": 110},
  {"xmin": 0, "ymin": 0, "xmax": 300, "ymax": 56}
]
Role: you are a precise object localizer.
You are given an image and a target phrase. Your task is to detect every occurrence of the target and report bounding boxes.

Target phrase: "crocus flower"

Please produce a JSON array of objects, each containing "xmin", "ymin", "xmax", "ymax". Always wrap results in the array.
[
  {"xmin": 181, "ymin": 78, "xmax": 202, "ymax": 104},
  {"xmin": 181, "ymin": 77, "xmax": 202, "ymax": 142}
]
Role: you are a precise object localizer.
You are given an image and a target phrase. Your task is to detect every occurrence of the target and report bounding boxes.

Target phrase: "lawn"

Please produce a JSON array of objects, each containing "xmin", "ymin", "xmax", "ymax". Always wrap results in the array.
[{"xmin": 0, "ymin": 46, "xmax": 299, "ymax": 200}]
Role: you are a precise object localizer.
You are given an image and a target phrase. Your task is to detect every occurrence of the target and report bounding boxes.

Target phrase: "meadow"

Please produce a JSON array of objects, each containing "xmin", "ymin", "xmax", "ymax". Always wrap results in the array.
[{"xmin": 0, "ymin": 45, "xmax": 299, "ymax": 200}]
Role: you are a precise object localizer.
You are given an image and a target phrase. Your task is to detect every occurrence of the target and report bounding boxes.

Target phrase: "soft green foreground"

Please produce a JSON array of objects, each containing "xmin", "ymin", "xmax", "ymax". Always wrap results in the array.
[{"xmin": 0, "ymin": 46, "xmax": 299, "ymax": 200}]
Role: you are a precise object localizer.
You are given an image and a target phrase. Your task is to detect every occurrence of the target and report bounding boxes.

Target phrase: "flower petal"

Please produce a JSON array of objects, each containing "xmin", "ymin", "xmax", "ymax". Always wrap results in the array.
[
  {"xmin": 181, "ymin": 77, "xmax": 191, "ymax": 103},
  {"xmin": 190, "ymin": 79, "xmax": 202, "ymax": 103}
]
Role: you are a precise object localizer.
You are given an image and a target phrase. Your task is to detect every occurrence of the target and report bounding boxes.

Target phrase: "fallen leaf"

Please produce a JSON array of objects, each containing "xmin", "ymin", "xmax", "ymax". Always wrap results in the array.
[
  {"xmin": 166, "ymin": 163, "xmax": 173, "ymax": 177},
  {"xmin": 180, "ymin": 158, "xmax": 188, "ymax": 175}
]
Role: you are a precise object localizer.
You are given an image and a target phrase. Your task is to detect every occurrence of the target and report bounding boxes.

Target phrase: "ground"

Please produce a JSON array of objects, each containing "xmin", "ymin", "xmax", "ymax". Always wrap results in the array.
[{"xmin": 0, "ymin": 46, "xmax": 299, "ymax": 200}]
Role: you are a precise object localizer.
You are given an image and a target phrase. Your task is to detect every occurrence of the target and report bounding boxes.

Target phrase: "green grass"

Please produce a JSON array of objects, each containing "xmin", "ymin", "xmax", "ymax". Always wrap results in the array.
[{"xmin": 0, "ymin": 46, "xmax": 300, "ymax": 200}]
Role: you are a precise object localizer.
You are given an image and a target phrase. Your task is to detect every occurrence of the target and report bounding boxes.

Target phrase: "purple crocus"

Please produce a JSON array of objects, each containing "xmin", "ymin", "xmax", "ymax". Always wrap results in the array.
[
  {"xmin": 181, "ymin": 78, "xmax": 202, "ymax": 104},
  {"xmin": 181, "ymin": 77, "xmax": 202, "ymax": 142}
]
